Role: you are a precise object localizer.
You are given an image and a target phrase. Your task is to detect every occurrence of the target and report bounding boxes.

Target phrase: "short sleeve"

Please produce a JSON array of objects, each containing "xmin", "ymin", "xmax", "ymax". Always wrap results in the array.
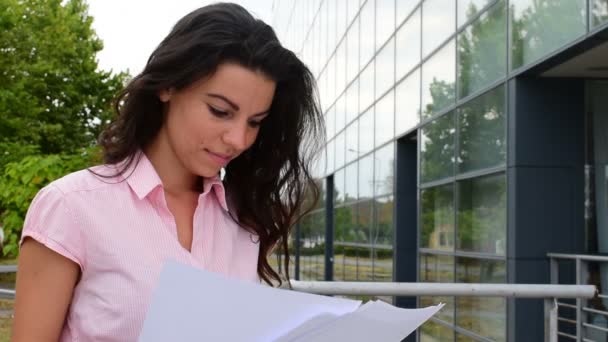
[{"xmin": 20, "ymin": 184, "xmax": 85, "ymax": 270}]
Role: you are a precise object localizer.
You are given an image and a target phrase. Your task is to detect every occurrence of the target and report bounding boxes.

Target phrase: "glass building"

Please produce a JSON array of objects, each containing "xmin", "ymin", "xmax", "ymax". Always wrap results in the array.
[{"xmin": 271, "ymin": 1, "xmax": 608, "ymax": 341}]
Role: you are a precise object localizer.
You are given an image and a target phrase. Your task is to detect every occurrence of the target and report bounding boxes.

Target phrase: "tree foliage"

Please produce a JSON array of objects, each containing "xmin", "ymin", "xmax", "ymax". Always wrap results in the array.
[
  {"xmin": 0, "ymin": 0, "xmax": 127, "ymax": 167},
  {"xmin": 0, "ymin": 0, "xmax": 128, "ymax": 256}
]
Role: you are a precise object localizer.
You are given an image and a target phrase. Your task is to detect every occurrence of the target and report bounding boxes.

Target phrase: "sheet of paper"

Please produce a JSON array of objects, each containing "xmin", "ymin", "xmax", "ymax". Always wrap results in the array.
[
  {"xmin": 139, "ymin": 260, "xmax": 360, "ymax": 342},
  {"xmin": 139, "ymin": 260, "xmax": 442, "ymax": 342}
]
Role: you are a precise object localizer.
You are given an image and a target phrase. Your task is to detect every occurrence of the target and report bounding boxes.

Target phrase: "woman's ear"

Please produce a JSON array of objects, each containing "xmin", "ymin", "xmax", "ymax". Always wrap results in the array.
[{"xmin": 158, "ymin": 89, "xmax": 173, "ymax": 102}]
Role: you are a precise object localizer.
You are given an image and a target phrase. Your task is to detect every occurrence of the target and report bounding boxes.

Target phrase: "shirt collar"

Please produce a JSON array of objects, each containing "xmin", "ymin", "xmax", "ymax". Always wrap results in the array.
[{"xmin": 124, "ymin": 151, "xmax": 229, "ymax": 212}]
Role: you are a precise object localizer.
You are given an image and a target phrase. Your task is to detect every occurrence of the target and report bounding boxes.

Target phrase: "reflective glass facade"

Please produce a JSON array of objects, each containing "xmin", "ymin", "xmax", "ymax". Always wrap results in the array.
[{"xmin": 271, "ymin": 0, "xmax": 608, "ymax": 340}]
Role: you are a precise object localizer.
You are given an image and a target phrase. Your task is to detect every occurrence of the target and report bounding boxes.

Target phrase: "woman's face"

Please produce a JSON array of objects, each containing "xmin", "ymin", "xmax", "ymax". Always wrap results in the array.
[{"xmin": 158, "ymin": 63, "xmax": 276, "ymax": 178}]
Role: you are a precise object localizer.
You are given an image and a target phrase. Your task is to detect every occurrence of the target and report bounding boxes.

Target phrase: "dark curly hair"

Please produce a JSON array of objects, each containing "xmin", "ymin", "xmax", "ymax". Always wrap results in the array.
[{"xmin": 97, "ymin": 2, "xmax": 324, "ymax": 285}]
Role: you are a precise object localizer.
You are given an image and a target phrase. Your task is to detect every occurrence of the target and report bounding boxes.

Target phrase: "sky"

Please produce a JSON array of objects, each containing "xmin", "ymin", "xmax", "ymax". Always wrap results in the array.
[{"xmin": 87, "ymin": 1, "xmax": 273, "ymax": 75}]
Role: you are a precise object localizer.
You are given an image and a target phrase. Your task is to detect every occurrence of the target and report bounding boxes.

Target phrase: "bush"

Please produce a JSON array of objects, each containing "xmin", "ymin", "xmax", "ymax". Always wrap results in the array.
[{"xmin": 0, "ymin": 148, "xmax": 101, "ymax": 257}]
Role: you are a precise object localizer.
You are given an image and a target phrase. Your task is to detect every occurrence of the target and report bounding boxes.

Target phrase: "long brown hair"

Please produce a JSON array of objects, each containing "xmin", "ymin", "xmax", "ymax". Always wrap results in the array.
[{"xmin": 97, "ymin": 3, "xmax": 324, "ymax": 285}]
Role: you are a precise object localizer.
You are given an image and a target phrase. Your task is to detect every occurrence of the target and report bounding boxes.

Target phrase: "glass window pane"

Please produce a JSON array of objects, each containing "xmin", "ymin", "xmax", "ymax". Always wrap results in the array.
[
  {"xmin": 422, "ymin": 0, "xmax": 456, "ymax": 57},
  {"xmin": 396, "ymin": 8, "xmax": 421, "ymax": 80},
  {"xmin": 397, "ymin": 0, "xmax": 418, "ymax": 27},
  {"xmin": 328, "ymin": 56, "xmax": 336, "ymax": 107},
  {"xmin": 336, "ymin": 0, "xmax": 347, "ymax": 41},
  {"xmin": 360, "ymin": 62, "xmax": 374, "ymax": 113},
  {"xmin": 347, "ymin": 16, "xmax": 360, "ymax": 83},
  {"xmin": 326, "ymin": 105, "xmax": 336, "ymax": 139},
  {"xmin": 373, "ymin": 196, "xmax": 393, "ymax": 281},
  {"xmin": 328, "ymin": 0, "xmax": 337, "ymax": 50},
  {"xmin": 458, "ymin": 0, "xmax": 497, "ymax": 27},
  {"xmin": 592, "ymin": 0, "xmax": 608, "ymax": 28},
  {"xmin": 335, "ymin": 131, "xmax": 345, "ymax": 169},
  {"xmin": 376, "ymin": 38, "xmax": 395, "ymax": 99},
  {"xmin": 456, "ymin": 334, "xmax": 477, "ymax": 342},
  {"xmin": 345, "ymin": 120, "xmax": 359, "ymax": 164},
  {"xmin": 359, "ymin": 153, "xmax": 374, "ymax": 199},
  {"xmin": 374, "ymin": 142, "xmax": 394, "ymax": 196},
  {"xmin": 420, "ymin": 320, "xmax": 455, "ymax": 342},
  {"xmin": 420, "ymin": 184, "xmax": 455, "ymax": 251},
  {"xmin": 347, "ymin": 0, "xmax": 359, "ymax": 27},
  {"xmin": 360, "ymin": 0, "xmax": 375, "ymax": 67},
  {"xmin": 336, "ymin": 41, "xmax": 347, "ymax": 97},
  {"xmin": 334, "ymin": 167, "xmax": 345, "ymax": 204},
  {"xmin": 457, "ymin": 0, "xmax": 506, "ymax": 99},
  {"xmin": 420, "ymin": 112, "xmax": 455, "ymax": 183},
  {"xmin": 422, "ymin": 40, "xmax": 456, "ymax": 119},
  {"xmin": 456, "ymin": 257, "xmax": 506, "ymax": 342},
  {"xmin": 458, "ymin": 85, "xmax": 506, "ymax": 173},
  {"xmin": 300, "ymin": 211, "xmax": 326, "ymax": 280},
  {"xmin": 359, "ymin": 107, "xmax": 375, "ymax": 155},
  {"xmin": 346, "ymin": 78, "xmax": 359, "ymax": 124},
  {"xmin": 376, "ymin": 0, "xmax": 395, "ymax": 50},
  {"xmin": 344, "ymin": 161, "xmax": 358, "ymax": 202},
  {"xmin": 457, "ymin": 174, "xmax": 507, "ymax": 255},
  {"xmin": 326, "ymin": 139, "xmax": 335, "ymax": 174},
  {"xmin": 419, "ymin": 253, "xmax": 455, "ymax": 323},
  {"xmin": 396, "ymin": 68, "xmax": 420, "ymax": 136},
  {"xmin": 375, "ymin": 91, "xmax": 395, "ymax": 148},
  {"xmin": 336, "ymin": 94, "xmax": 346, "ymax": 133},
  {"xmin": 510, "ymin": 0, "xmax": 586, "ymax": 70}
]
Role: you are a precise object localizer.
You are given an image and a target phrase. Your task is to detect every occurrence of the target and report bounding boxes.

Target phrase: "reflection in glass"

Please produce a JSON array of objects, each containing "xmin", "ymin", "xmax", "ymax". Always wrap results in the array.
[
  {"xmin": 373, "ymin": 196, "xmax": 393, "ymax": 281},
  {"xmin": 420, "ymin": 253, "xmax": 455, "ymax": 323},
  {"xmin": 458, "ymin": 0, "xmax": 497, "ymax": 27},
  {"xmin": 346, "ymin": 78, "xmax": 359, "ymax": 125},
  {"xmin": 375, "ymin": 91, "xmax": 395, "ymax": 148},
  {"xmin": 335, "ymin": 131, "xmax": 345, "ymax": 169},
  {"xmin": 510, "ymin": 0, "xmax": 586, "ymax": 70},
  {"xmin": 592, "ymin": 0, "xmax": 608, "ymax": 28},
  {"xmin": 374, "ymin": 142, "xmax": 395, "ymax": 196},
  {"xmin": 359, "ymin": 107, "xmax": 374, "ymax": 155},
  {"xmin": 456, "ymin": 257, "xmax": 506, "ymax": 341},
  {"xmin": 376, "ymin": 0, "xmax": 395, "ymax": 50},
  {"xmin": 360, "ymin": 0, "xmax": 375, "ymax": 67},
  {"xmin": 396, "ymin": 0, "xmax": 419, "ymax": 27},
  {"xmin": 457, "ymin": 0, "xmax": 506, "ymax": 99},
  {"xmin": 396, "ymin": 68, "xmax": 420, "ymax": 136},
  {"xmin": 422, "ymin": 0, "xmax": 456, "ymax": 57},
  {"xmin": 345, "ymin": 121, "xmax": 359, "ymax": 164},
  {"xmin": 457, "ymin": 174, "xmax": 506, "ymax": 255},
  {"xmin": 299, "ymin": 211, "xmax": 326, "ymax": 281},
  {"xmin": 376, "ymin": 38, "xmax": 395, "ymax": 99},
  {"xmin": 422, "ymin": 40, "xmax": 456, "ymax": 119},
  {"xmin": 420, "ymin": 320, "xmax": 455, "ymax": 342},
  {"xmin": 335, "ymin": 95, "xmax": 346, "ymax": 133},
  {"xmin": 458, "ymin": 85, "xmax": 506, "ymax": 173},
  {"xmin": 420, "ymin": 184, "xmax": 455, "ymax": 251},
  {"xmin": 360, "ymin": 62, "xmax": 375, "ymax": 113},
  {"xmin": 456, "ymin": 334, "xmax": 477, "ymax": 342},
  {"xmin": 344, "ymin": 161, "xmax": 358, "ymax": 203},
  {"xmin": 347, "ymin": 16, "xmax": 360, "ymax": 83},
  {"xmin": 420, "ymin": 111, "xmax": 455, "ymax": 183},
  {"xmin": 359, "ymin": 153, "xmax": 374, "ymax": 199},
  {"xmin": 334, "ymin": 168, "xmax": 345, "ymax": 204},
  {"xmin": 336, "ymin": 41, "xmax": 347, "ymax": 98},
  {"xmin": 396, "ymin": 9, "xmax": 421, "ymax": 80},
  {"xmin": 326, "ymin": 139, "xmax": 335, "ymax": 174}
]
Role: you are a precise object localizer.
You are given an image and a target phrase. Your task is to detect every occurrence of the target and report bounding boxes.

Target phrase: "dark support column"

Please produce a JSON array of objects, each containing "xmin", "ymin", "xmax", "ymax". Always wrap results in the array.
[
  {"xmin": 394, "ymin": 134, "xmax": 418, "ymax": 312},
  {"xmin": 507, "ymin": 77, "xmax": 585, "ymax": 342},
  {"xmin": 294, "ymin": 222, "xmax": 300, "ymax": 281},
  {"xmin": 325, "ymin": 176, "xmax": 334, "ymax": 281}
]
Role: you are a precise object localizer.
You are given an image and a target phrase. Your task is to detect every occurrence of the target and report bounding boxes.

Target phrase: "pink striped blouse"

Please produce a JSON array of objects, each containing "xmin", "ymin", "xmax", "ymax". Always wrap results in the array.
[{"xmin": 20, "ymin": 153, "xmax": 260, "ymax": 341}]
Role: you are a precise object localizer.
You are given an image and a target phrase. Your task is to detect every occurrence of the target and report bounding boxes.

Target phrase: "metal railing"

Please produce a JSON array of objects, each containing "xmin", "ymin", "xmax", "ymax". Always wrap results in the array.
[
  {"xmin": 288, "ymin": 280, "xmax": 596, "ymax": 342},
  {"xmin": 548, "ymin": 253, "xmax": 608, "ymax": 342}
]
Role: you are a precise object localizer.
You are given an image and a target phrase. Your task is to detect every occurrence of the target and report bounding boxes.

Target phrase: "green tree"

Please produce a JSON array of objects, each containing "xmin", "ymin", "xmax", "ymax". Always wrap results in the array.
[{"xmin": 0, "ymin": 0, "xmax": 127, "ymax": 168}]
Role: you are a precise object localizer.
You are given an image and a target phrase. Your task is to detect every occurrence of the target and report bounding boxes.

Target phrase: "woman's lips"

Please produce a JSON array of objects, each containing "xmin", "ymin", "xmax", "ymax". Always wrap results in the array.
[{"xmin": 206, "ymin": 149, "xmax": 232, "ymax": 166}]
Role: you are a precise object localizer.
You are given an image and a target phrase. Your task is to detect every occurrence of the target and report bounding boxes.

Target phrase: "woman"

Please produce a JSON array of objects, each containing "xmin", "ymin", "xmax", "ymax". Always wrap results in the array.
[{"xmin": 11, "ymin": 3, "xmax": 323, "ymax": 341}]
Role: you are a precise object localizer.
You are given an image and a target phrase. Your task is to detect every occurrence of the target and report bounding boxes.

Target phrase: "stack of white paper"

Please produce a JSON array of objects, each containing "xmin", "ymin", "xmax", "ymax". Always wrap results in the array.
[{"xmin": 139, "ymin": 260, "xmax": 443, "ymax": 342}]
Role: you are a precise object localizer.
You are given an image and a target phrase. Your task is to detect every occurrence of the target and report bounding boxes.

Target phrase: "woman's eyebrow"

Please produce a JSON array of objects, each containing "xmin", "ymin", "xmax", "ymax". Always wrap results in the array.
[{"xmin": 207, "ymin": 93, "xmax": 239, "ymax": 111}]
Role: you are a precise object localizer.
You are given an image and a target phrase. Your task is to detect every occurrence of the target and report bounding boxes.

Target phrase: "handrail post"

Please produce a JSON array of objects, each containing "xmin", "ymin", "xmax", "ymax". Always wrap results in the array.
[
  {"xmin": 576, "ymin": 258, "xmax": 589, "ymax": 341},
  {"xmin": 545, "ymin": 297, "xmax": 558, "ymax": 342}
]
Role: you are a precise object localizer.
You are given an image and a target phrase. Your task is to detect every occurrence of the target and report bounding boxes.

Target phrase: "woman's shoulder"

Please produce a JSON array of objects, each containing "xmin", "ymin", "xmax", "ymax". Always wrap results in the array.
[{"xmin": 45, "ymin": 164, "xmax": 123, "ymax": 197}]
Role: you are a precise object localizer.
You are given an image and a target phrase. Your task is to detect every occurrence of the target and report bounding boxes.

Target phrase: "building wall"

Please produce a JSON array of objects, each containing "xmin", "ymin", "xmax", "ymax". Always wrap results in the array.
[{"xmin": 271, "ymin": 0, "xmax": 608, "ymax": 341}]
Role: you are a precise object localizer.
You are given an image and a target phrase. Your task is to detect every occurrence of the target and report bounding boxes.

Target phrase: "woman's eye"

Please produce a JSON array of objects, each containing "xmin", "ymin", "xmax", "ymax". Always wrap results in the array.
[
  {"xmin": 208, "ymin": 105, "xmax": 228, "ymax": 117},
  {"xmin": 248, "ymin": 121, "xmax": 262, "ymax": 128}
]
